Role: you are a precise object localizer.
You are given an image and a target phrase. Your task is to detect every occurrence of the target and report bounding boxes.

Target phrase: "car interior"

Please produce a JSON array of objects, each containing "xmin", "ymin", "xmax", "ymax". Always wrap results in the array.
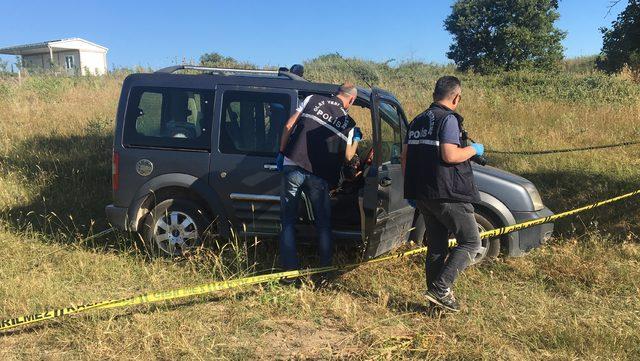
[{"xmin": 163, "ymin": 91, "xmax": 203, "ymax": 139}]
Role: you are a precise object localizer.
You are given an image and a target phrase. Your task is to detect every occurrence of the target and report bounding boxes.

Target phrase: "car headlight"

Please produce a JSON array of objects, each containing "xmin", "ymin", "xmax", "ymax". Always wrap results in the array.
[{"xmin": 522, "ymin": 182, "xmax": 544, "ymax": 211}]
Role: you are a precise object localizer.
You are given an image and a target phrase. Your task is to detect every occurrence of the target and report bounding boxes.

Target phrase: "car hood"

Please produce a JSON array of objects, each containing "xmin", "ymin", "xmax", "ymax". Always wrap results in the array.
[
  {"xmin": 472, "ymin": 164, "xmax": 543, "ymax": 212},
  {"xmin": 472, "ymin": 164, "xmax": 533, "ymax": 186}
]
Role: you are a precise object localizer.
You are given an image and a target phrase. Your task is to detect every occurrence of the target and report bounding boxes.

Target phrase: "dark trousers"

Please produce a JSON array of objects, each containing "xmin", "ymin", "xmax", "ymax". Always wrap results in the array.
[
  {"xmin": 417, "ymin": 200, "xmax": 481, "ymax": 293},
  {"xmin": 279, "ymin": 165, "xmax": 332, "ymax": 270}
]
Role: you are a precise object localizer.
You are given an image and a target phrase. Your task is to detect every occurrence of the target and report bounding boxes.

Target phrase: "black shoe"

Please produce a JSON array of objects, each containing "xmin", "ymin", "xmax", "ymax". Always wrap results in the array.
[
  {"xmin": 278, "ymin": 277, "xmax": 302, "ymax": 288},
  {"xmin": 311, "ymin": 270, "xmax": 338, "ymax": 289},
  {"xmin": 424, "ymin": 289, "xmax": 460, "ymax": 313}
]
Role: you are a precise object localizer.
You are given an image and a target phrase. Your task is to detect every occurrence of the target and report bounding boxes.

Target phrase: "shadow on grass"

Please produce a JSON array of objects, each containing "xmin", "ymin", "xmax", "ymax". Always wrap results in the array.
[
  {"xmin": 518, "ymin": 169, "xmax": 640, "ymax": 240},
  {"xmin": 0, "ymin": 131, "xmax": 358, "ymax": 264},
  {"xmin": 2, "ymin": 132, "xmax": 637, "ymax": 267},
  {"xmin": 2, "ymin": 132, "xmax": 113, "ymax": 236}
]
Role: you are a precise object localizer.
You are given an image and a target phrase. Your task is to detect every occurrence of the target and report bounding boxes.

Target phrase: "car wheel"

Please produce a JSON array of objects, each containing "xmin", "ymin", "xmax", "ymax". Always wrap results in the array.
[
  {"xmin": 142, "ymin": 199, "xmax": 212, "ymax": 257},
  {"xmin": 470, "ymin": 211, "xmax": 501, "ymax": 265}
]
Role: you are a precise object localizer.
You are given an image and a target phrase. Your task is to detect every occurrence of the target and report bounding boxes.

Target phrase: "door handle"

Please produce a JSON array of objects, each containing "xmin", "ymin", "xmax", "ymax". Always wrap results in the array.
[
  {"xmin": 263, "ymin": 164, "xmax": 278, "ymax": 171},
  {"xmin": 379, "ymin": 177, "xmax": 392, "ymax": 187}
]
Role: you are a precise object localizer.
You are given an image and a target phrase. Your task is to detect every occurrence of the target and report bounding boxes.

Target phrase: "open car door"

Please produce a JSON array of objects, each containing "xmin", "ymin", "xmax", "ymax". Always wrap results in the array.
[{"xmin": 362, "ymin": 88, "xmax": 415, "ymax": 259}]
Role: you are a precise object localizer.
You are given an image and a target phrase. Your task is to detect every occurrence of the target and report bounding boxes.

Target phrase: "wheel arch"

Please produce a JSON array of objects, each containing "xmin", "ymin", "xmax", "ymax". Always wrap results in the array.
[
  {"xmin": 476, "ymin": 191, "xmax": 521, "ymax": 257},
  {"xmin": 126, "ymin": 173, "xmax": 229, "ymax": 236}
]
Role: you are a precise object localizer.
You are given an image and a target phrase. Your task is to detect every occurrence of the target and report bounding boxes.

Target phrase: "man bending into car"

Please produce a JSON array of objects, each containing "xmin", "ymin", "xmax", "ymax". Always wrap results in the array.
[{"xmin": 276, "ymin": 82, "xmax": 362, "ymax": 281}]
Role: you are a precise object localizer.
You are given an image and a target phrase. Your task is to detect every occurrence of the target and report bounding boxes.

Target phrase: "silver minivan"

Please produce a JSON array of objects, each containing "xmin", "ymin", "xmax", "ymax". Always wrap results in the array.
[{"xmin": 106, "ymin": 65, "xmax": 554, "ymax": 262}]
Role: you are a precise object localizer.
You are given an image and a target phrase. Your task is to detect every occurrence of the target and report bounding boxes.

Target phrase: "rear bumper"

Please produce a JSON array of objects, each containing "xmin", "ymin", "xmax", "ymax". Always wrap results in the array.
[
  {"xmin": 509, "ymin": 207, "xmax": 554, "ymax": 256},
  {"xmin": 105, "ymin": 204, "xmax": 128, "ymax": 231}
]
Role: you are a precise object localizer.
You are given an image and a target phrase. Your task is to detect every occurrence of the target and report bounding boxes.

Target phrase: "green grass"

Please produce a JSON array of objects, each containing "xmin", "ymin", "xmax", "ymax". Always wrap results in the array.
[{"xmin": 0, "ymin": 59, "xmax": 639, "ymax": 360}]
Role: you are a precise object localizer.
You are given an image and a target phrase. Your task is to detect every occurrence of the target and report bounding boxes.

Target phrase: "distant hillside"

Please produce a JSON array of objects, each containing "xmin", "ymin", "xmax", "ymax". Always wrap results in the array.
[
  {"xmin": 562, "ymin": 55, "xmax": 598, "ymax": 73},
  {"xmin": 301, "ymin": 54, "xmax": 640, "ymax": 105}
]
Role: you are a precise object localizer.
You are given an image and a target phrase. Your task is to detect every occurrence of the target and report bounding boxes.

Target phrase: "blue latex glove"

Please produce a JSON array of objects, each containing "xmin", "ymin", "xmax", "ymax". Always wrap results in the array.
[
  {"xmin": 471, "ymin": 143, "xmax": 485, "ymax": 156},
  {"xmin": 353, "ymin": 127, "xmax": 362, "ymax": 142},
  {"xmin": 276, "ymin": 152, "xmax": 285, "ymax": 171},
  {"xmin": 406, "ymin": 199, "xmax": 416, "ymax": 208}
]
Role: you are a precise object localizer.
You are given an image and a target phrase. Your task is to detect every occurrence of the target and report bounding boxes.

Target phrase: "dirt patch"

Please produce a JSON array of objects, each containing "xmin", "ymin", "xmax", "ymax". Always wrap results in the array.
[
  {"xmin": 249, "ymin": 316, "xmax": 417, "ymax": 360},
  {"xmin": 254, "ymin": 318, "xmax": 356, "ymax": 360}
]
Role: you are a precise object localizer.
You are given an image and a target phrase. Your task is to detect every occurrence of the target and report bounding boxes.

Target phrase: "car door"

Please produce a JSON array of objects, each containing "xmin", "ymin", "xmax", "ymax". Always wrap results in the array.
[
  {"xmin": 209, "ymin": 85, "xmax": 297, "ymax": 235},
  {"xmin": 118, "ymin": 84, "xmax": 215, "ymax": 213},
  {"xmin": 362, "ymin": 88, "xmax": 415, "ymax": 258}
]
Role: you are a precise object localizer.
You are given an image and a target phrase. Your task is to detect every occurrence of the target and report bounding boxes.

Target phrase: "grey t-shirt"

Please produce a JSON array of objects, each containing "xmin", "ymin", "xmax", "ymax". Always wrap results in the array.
[
  {"xmin": 440, "ymin": 114, "xmax": 461, "ymax": 145},
  {"xmin": 403, "ymin": 114, "xmax": 461, "ymax": 146}
]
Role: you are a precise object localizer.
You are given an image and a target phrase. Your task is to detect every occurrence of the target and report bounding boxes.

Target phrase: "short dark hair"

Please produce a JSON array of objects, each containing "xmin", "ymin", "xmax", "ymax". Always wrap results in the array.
[{"xmin": 433, "ymin": 76, "xmax": 461, "ymax": 101}]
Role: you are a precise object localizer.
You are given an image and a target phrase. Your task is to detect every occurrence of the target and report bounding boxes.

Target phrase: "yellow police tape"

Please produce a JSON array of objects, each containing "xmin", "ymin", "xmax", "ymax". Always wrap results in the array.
[{"xmin": 2, "ymin": 188, "xmax": 639, "ymax": 332}]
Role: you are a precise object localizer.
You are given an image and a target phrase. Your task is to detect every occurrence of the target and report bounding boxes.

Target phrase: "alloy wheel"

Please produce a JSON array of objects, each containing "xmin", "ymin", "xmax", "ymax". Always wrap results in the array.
[{"xmin": 153, "ymin": 211, "xmax": 199, "ymax": 256}]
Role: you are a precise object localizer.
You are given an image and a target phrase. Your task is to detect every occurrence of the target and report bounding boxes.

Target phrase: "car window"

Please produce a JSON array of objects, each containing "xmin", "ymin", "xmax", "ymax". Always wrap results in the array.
[
  {"xmin": 379, "ymin": 102, "xmax": 402, "ymax": 164},
  {"xmin": 124, "ymin": 87, "xmax": 213, "ymax": 150},
  {"xmin": 219, "ymin": 90, "xmax": 290, "ymax": 156},
  {"xmin": 135, "ymin": 92, "xmax": 163, "ymax": 136}
]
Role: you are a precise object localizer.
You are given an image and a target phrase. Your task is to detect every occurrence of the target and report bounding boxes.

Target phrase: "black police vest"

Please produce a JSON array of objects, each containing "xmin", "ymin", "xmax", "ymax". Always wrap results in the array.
[
  {"xmin": 284, "ymin": 95, "xmax": 355, "ymax": 187},
  {"xmin": 404, "ymin": 103, "xmax": 480, "ymax": 203}
]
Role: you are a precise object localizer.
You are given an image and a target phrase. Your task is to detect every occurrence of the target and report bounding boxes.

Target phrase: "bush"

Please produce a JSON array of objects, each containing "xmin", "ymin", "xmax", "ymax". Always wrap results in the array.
[
  {"xmin": 303, "ymin": 56, "xmax": 640, "ymax": 104},
  {"xmin": 23, "ymin": 76, "xmax": 74, "ymax": 100},
  {"xmin": 562, "ymin": 56, "xmax": 598, "ymax": 73},
  {"xmin": 0, "ymin": 80, "xmax": 13, "ymax": 98},
  {"xmin": 199, "ymin": 52, "xmax": 258, "ymax": 70},
  {"xmin": 304, "ymin": 54, "xmax": 376, "ymax": 84},
  {"xmin": 467, "ymin": 70, "xmax": 640, "ymax": 103}
]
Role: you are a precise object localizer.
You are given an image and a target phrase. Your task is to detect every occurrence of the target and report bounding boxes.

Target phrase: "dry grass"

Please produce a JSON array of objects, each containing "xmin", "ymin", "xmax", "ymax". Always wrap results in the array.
[{"xmin": 0, "ymin": 62, "xmax": 639, "ymax": 360}]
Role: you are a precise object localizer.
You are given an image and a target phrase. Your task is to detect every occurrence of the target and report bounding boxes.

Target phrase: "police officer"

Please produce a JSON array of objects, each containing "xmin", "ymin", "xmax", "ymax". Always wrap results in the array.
[
  {"xmin": 276, "ymin": 83, "xmax": 362, "ymax": 276},
  {"xmin": 402, "ymin": 76, "xmax": 485, "ymax": 312}
]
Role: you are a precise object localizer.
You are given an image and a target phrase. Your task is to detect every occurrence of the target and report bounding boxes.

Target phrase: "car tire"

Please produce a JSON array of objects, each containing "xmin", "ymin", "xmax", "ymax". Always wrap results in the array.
[
  {"xmin": 470, "ymin": 211, "xmax": 501, "ymax": 265},
  {"xmin": 141, "ymin": 198, "xmax": 212, "ymax": 257}
]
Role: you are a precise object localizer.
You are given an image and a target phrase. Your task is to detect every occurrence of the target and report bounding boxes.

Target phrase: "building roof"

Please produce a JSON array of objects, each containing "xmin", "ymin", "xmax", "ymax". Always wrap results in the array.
[{"xmin": 0, "ymin": 38, "xmax": 108, "ymax": 55}]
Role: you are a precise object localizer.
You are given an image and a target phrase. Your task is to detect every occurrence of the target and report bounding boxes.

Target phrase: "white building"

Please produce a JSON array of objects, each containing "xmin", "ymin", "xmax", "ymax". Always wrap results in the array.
[{"xmin": 0, "ymin": 38, "xmax": 108, "ymax": 75}]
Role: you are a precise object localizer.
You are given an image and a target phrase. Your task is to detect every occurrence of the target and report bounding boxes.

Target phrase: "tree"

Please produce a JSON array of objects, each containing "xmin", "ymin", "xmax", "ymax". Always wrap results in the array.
[
  {"xmin": 444, "ymin": 0, "xmax": 566, "ymax": 73},
  {"xmin": 199, "ymin": 52, "xmax": 256, "ymax": 69},
  {"xmin": 597, "ymin": 0, "xmax": 640, "ymax": 74},
  {"xmin": 199, "ymin": 52, "xmax": 236, "ymax": 65}
]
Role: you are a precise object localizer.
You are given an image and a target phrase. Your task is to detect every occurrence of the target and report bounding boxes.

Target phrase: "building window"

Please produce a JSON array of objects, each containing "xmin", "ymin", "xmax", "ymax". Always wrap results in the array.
[{"xmin": 65, "ymin": 56, "xmax": 74, "ymax": 69}]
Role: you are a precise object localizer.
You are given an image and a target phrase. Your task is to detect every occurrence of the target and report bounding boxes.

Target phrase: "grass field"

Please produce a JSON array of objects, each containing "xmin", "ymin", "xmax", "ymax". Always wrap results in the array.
[{"xmin": 1, "ymin": 58, "xmax": 639, "ymax": 360}]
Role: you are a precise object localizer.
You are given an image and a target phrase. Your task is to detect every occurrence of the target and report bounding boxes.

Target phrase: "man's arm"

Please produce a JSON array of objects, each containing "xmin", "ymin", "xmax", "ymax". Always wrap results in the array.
[
  {"xmin": 441, "ymin": 143, "xmax": 477, "ymax": 164},
  {"xmin": 280, "ymin": 95, "xmax": 312, "ymax": 153},
  {"xmin": 345, "ymin": 141, "xmax": 358, "ymax": 161},
  {"xmin": 438, "ymin": 114, "xmax": 477, "ymax": 164},
  {"xmin": 279, "ymin": 112, "xmax": 300, "ymax": 153},
  {"xmin": 344, "ymin": 126, "xmax": 362, "ymax": 161}
]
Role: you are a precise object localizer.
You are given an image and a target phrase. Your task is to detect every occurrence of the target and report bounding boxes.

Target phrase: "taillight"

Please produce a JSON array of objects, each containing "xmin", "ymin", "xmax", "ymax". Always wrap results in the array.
[{"xmin": 112, "ymin": 150, "xmax": 120, "ymax": 192}]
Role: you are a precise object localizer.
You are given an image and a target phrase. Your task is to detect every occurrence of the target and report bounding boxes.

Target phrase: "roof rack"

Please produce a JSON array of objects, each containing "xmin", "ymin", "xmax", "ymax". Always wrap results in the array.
[{"xmin": 154, "ymin": 65, "xmax": 307, "ymax": 81}]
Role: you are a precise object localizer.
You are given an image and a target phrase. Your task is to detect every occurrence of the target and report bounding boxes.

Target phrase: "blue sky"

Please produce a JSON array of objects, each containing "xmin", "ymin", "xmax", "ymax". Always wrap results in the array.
[{"xmin": 0, "ymin": 0, "xmax": 629, "ymax": 70}]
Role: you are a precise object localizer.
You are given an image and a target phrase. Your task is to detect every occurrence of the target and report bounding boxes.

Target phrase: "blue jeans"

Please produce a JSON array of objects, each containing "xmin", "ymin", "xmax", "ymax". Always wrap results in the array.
[{"xmin": 280, "ymin": 165, "xmax": 332, "ymax": 270}]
